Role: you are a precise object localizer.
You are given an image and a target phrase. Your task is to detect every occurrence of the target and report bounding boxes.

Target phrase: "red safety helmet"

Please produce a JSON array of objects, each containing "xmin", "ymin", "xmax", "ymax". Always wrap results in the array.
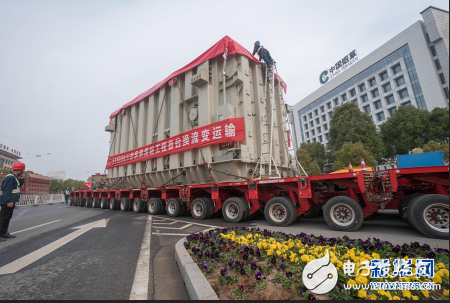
[{"xmin": 11, "ymin": 162, "xmax": 26, "ymax": 170}]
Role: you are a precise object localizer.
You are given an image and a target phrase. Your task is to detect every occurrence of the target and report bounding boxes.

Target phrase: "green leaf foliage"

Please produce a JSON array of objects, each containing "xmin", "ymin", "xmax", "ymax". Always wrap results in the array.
[
  {"xmin": 296, "ymin": 149, "xmax": 322, "ymax": 176},
  {"xmin": 422, "ymin": 140, "xmax": 449, "ymax": 161},
  {"xmin": 333, "ymin": 142, "xmax": 377, "ymax": 170},
  {"xmin": 429, "ymin": 107, "xmax": 449, "ymax": 144},
  {"xmin": 299, "ymin": 142, "xmax": 329, "ymax": 172},
  {"xmin": 328, "ymin": 102, "xmax": 384, "ymax": 160},
  {"xmin": 50, "ymin": 178, "xmax": 86, "ymax": 193},
  {"xmin": 380, "ymin": 106, "xmax": 430, "ymax": 156}
]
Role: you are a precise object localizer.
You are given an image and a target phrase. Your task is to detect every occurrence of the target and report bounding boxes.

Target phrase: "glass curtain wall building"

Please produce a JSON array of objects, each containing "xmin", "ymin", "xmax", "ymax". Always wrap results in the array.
[{"xmin": 291, "ymin": 7, "xmax": 449, "ymax": 149}]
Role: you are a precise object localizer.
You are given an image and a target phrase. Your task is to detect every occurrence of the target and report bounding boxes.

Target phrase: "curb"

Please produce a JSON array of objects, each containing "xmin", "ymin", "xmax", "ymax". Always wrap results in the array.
[{"xmin": 175, "ymin": 238, "xmax": 219, "ymax": 300}]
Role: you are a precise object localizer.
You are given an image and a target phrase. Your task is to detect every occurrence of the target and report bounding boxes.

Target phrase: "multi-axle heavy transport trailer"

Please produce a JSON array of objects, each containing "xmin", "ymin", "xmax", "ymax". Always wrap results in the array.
[
  {"xmin": 69, "ymin": 36, "xmax": 448, "ymax": 240},
  {"xmin": 70, "ymin": 164, "xmax": 449, "ymax": 239}
]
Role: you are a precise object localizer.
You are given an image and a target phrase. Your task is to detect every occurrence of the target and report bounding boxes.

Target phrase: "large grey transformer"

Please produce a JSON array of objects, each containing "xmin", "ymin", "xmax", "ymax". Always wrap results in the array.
[{"xmin": 105, "ymin": 38, "xmax": 298, "ymax": 188}]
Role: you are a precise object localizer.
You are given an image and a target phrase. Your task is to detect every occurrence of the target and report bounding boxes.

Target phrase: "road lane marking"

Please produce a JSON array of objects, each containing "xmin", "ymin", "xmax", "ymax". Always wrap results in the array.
[
  {"xmin": 154, "ymin": 223, "xmax": 193, "ymax": 230},
  {"xmin": 11, "ymin": 208, "xmax": 29, "ymax": 222},
  {"xmin": 11, "ymin": 220, "xmax": 62, "ymax": 234},
  {"xmin": 152, "ymin": 232, "xmax": 190, "ymax": 236},
  {"xmin": 152, "ymin": 221, "xmax": 177, "ymax": 225},
  {"xmin": 159, "ymin": 217, "xmax": 218, "ymax": 228},
  {"xmin": 0, "ymin": 219, "xmax": 109, "ymax": 275},
  {"xmin": 129, "ymin": 216, "xmax": 152, "ymax": 300}
]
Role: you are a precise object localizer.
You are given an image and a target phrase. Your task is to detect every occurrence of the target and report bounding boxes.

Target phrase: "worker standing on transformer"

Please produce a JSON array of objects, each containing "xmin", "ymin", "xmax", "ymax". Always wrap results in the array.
[
  {"xmin": 64, "ymin": 187, "xmax": 70, "ymax": 205},
  {"xmin": 0, "ymin": 162, "xmax": 26, "ymax": 241},
  {"xmin": 252, "ymin": 41, "xmax": 275, "ymax": 67}
]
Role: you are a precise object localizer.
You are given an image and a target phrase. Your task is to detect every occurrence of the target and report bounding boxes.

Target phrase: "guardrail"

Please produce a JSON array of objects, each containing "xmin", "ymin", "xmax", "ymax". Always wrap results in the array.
[{"xmin": 17, "ymin": 194, "xmax": 64, "ymax": 206}]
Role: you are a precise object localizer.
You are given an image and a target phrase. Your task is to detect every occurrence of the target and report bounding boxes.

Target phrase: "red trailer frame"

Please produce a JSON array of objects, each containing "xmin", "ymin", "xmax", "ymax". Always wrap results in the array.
[{"xmin": 70, "ymin": 166, "xmax": 449, "ymax": 239}]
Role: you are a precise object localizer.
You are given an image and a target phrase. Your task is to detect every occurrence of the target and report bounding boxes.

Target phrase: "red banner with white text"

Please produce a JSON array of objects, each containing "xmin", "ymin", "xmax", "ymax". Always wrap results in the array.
[{"xmin": 105, "ymin": 118, "xmax": 245, "ymax": 169}]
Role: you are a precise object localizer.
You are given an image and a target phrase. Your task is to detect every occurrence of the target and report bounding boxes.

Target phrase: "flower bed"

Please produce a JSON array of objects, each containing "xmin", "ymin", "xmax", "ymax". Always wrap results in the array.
[{"xmin": 184, "ymin": 227, "xmax": 449, "ymax": 300}]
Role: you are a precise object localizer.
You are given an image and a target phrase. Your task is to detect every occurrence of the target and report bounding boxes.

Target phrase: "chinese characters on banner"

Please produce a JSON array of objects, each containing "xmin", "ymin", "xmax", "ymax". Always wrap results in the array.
[
  {"xmin": 105, "ymin": 118, "xmax": 245, "ymax": 169},
  {"xmin": 320, "ymin": 50, "xmax": 359, "ymax": 85},
  {"xmin": 0, "ymin": 144, "xmax": 21, "ymax": 156}
]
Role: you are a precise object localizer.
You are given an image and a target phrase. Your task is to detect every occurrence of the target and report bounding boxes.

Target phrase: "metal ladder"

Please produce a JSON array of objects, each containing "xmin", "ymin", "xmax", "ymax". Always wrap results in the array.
[{"xmin": 257, "ymin": 64, "xmax": 281, "ymax": 179}]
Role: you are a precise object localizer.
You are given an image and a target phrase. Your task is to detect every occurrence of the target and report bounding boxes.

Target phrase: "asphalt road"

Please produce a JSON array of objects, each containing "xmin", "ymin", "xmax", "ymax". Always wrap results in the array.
[{"xmin": 0, "ymin": 203, "xmax": 447, "ymax": 300}]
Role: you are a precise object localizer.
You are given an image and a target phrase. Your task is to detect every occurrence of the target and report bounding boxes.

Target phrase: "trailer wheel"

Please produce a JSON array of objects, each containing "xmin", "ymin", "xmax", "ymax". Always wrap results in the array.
[
  {"xmin": 121, "ymin": 198, "xmax": 131, "ymax": 212},
  {"xmin": 166, "ymin": 198, "xmax": 184, "ymax": 217},
  {"xmin": 80, "ymin": 198, "xmax": 86, "ymax": 207},
  {"xmin": 407, "ymin": 194, "xmax": 449, "ymax": 240},
  {"xmin": 86, "ymin": 197, "xmax": 93, "ymax": 208},
  {"xmin": 133, "ymin": 198, "xmax": 145, "ymax": 213},
  {"xmin": 399, "ymin": 193, "xmax": 423, "ymax": 227},
  {"xmin": 147, "ymin": 198, "xmax": 163, "ymax": 215},
  {"xmin": 110, "ymin": 198, "xmax": 118, "ymax": 210},
  {"xmin": 301, "ymin": 208, "xmax": 320, "ymax": 218},
  {"xmin": 264, "ymin": 197, "xmax": 297, "ymax": 227},
  {"xmin": 323, "ymin": 196, "xmax": 364, "ymax": 231},
  {"xmin": 222, "ymin": 197, "xmax": 249, "ymax": 223},
  {"xmin": 92, "ymin": 197, "xmax": 100, "ymax": 208},
  {"xmin": 191, "ymin": 198, "xmax": 214, "ymax": 220},
  {"xmin": 100, "ymin": 198, "xmax": 109, "ymax": 209}
]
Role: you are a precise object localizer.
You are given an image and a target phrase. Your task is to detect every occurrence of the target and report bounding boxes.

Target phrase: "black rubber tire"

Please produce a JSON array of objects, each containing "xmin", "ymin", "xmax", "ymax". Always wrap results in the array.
[
  {"xmin": 147, "ymin": 198, "xmax": 164, "ymax": 215},
  {"xmin": 80, "ymin": 198, "xmax": 86, "ymax": 207},
  {"xmin": 301, "ymin": 208, "xmax": 320, "ymax": 218},
  {"xmin": 222, "ymin": 197, "xmax": 249, "ymax": 223},
  {"xmin": 86, "ymin": 197, "xmax": 93, "ymax": 208},
  {"xmin": 264, "ymin": 197, "xmax": 297, "ymax": 227},
  {"xmin": 191, "ymin": 198, "xmax": 214, "ymax": 220},
  {"xmin": 133, "ymin": 198, "xmax": 145, "ymax": 213},
  {"xmin": 166, "ymin": 198, "xmax": 184, "ymax": 217},
  {"xmin": 100, "ymin": 197, "xmax": 109, "ymax": 209},
  {"xmin": 407, "ymin": 194, "xmax": 449, "ymax": 240},
  {"xmin": 110, "ymin": 198, "xmax": 118, "ymax": 210},
  {"xmin": 92, "ymin": 197, "xmax": 100, "ymax": 208},
  {"xmin": 399, "ymin": 193, "xmax": 423, "ymax": 227},
  {"xmin": 364, "ymin": 212, "xmax": 376, "ymax": 220},
  {"xmin": 121, "ymin": 198, "xmax": 131, "ymax": 212},
  {"xmin": 323, "ymin": 196, "xmax": 364, "ymax": 231}
]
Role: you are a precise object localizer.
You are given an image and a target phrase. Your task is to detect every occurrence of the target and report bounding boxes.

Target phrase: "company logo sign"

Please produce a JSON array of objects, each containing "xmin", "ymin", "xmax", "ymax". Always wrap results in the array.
[
  {"xmin": 302, "ymin": 250, "xmax": 338, "ymax": 294},
  {"xmin": 320, "ymin": 50, "xmax": 359, "ymax": 85}
]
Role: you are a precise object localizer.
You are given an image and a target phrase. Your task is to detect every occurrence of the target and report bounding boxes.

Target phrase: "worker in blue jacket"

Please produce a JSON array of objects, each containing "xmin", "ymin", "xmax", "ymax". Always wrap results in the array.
[
  {"xmin": 252, "ymin": 41, "xmax": 275, "ymax": 67},
  {"xmin": 0, "ymin": 162, "xmax": 26, "ymax": 241}
]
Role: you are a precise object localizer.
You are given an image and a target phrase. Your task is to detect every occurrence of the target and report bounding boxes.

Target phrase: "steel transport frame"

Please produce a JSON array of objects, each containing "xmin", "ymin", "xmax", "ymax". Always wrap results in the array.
[{"xmin": 69, "ymin": 165, "xmax": 449, "ymax": 239}]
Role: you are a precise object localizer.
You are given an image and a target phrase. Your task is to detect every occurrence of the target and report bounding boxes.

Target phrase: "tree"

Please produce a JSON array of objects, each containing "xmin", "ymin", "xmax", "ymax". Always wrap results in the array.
[
  {"xmin": 422, "ymin": 140, "xmax": 449, "ymax": 161},
  {"xmin": 333, "ymin": 142, "xmax": 377, "ymax": 170},
  {"xmin": 50, "ymin": 178, "xmax": 85, "ymax": 193},
  {"xmin": 328, "ymin": 102, "xmax": 384, "ymax": 161},
  {"xmin": 299, "ymin": 142, "xmax": 331, "ymax": 172},
  {"xmin": 296, "ymin": 149, "xmax": 322, "ymax": 176},
  {"xmin": 380, "ymin": 105, "xmax": 430, "ymax": 157},
  {"xmin": 429, "ymin": 107, "xmax": 449, "ymax": 143}
]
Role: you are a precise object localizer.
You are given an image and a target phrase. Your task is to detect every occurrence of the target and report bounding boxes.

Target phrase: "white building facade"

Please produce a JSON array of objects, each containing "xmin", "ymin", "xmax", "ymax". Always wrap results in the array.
[
  {"xmin": 48, "ymin": 170, "xmax": 66, "ymax": 180},
  {"xmin": 292, "ymin": 6, "xmax": 449, "ymax": 149}
]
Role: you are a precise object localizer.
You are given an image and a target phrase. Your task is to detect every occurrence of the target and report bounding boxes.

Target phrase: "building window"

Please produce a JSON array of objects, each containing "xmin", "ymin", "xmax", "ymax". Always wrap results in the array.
[
  {"xmin": 319, "ymin": 135, "xmax": 323, "ymax": 143},
  {"xmin": 435, "ymin": 59, "xmax": 441, "ymax": 70},
  {"xmin": 369, "ymin": 78, "xmax": 377, "ymax": 87},
  {"xmin": 334, "ymin": 98, "xmax": 339, "ymax": 106},
  {"xmin": 317, "ymin": 126, "xmax": 321, "ymax": 133},
  {"xmin": 327, "ymin": 102, "xmax": 332, "ymax": 109},
  {"xmin": 306, "ymin": 132, "xmax": 310, "ymax": 138},
  {"xmin": 325, "ymin": 133, "xmax": 329, "ymax": 140},
  {"xmin": 402, "ymin": 101, "xmax": 412, "ymax": 107},
  {"xmin": 386, "ymin": 94, "xmax": 395, "ymax": 105},
  {"xmin": 399, "ymin": 89, "xmax": 409, "ymax": 99},
  {"xmin": 316, "ymin": 118, "xmax": 320, "ymax": 125},
  {"xmin": 314, "ymin": 109, "xmax": 319, "ymax": 116},
  {"xmin": 311, "ymin": 129, "xmax": 315, "ymax": 136},
  {"xmin": 350, "ymin": 89, "xmax": 356, "ymax": 97},
  {"xmin": 426, "ymin": 33, "xmax": 431, "ymax": 43},
  {"xmin": 322, "ymin": 115, "xmax": 326, "ymax": 122},
  {"xmin": 307, "ymin": 140, "xmax": 310, "ymax": 143},
  {"xmin": 388, "ymin": 107, "xmax": 397, "ymax": 116},
  {"xmin": 359, "ymin": 83, "xmax": 366, "ymax": 92},
  {"xmin": 310, "ymin": 121, "xmax": 314, "ymax": 127},
  {"xmin": 303, "ymin": 116, "xmax": 307, "ymax": 122},
  {"xmin": 374, "ymin": 100, "xmax": 383, "ymax": 110},
  {"xmin": 392, "ymin": 64, "xmax": 402, "ymax": 75},
  {"xmin": 320, "ymin": 106, "xmax": 325, "ymax": 113},
  {"xmin": 439, "ymin": 73, "xmax": 446, "ymax": 84},
  {"xmin": 377, "ymin": 112, "xmax": 386, "ymax": 122},
  {"xmin": 430, "ymin": 45, "xmax": 437, "ymax": 56},
  {"xmin": 342, "ymin": 94, "xmax": 347, "ymax": 101},
  {"xmin": 309, "ymin": 113, "xmax": 313, "ymax": 119},
  {"xmin": 372, "ymin": 89, "xmax": 380, "ymax": 98},
  {"xmin": 324, "ymin": 123, "xmax": 328, "ymax": 131},
  {"xmin": 328, "ymin": 111, "xmax": 333, "ymax": 118},
  {"xmin": 382, "ymin": 82, "xmax": 392, "ymax": 93},
  {"xmin": 444, "ymin": 87, "xmax": 449, "ymax": 100},
  {"xmin": 364, "ymin": 105, "xmax": 371, "ymax": 113},
  {"xmin": 380, "ymin": 71, "xmax": 389, "ymax": 81},
  {"xmin": 395, "ymin": 76, "xmax": 405, "ymax": 87},
  {"xmin": 361, "ymin": 94, "xmax": 369, "ymax": 103},
  {"xmin": 353, "ymin": 99, "xmax": 358, "ymax": 105},
  {"xmin": 313, "ymin": 138, "xmax": 316, "ymax": 142},
  {"xmin": 304, "ymin": 124, "xmax": 308, "ymax": 130}
]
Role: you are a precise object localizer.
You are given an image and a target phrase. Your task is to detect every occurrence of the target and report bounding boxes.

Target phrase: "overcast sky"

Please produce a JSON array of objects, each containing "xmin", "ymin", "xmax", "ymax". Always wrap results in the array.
[{"xmin": 0, "ymin": 0, "xmax": 448, "ymax": 181}]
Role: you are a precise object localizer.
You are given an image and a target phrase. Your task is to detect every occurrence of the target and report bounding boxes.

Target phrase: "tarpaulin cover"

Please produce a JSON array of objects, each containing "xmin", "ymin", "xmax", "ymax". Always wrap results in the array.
[
  {"xmin": 106, "ymin": 118, "xmax": 245, "ymax": 169},
  {"xmin": 109, "ymin": 36, "xmax": 287, "ymax": 121}
]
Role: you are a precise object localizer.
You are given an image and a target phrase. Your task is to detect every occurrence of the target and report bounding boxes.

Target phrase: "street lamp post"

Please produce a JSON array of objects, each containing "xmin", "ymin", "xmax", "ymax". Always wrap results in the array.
[{"xmin": 27, "ymin": 153, "xmax": 51, "ymax": 173}]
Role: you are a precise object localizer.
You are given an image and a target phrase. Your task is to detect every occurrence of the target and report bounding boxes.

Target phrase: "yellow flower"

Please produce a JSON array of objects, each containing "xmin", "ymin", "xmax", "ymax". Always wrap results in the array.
[
  {"xmin": 439, "ymin": 269, "xmax": 449, "ymax": 278},
  {"xmin": 372, "ymin": 252, "xmax": 380, "ymax": 260},
  {"xmin": 377, "ymin": 290, "xmax": 385, "ymax": 296},
  {"xmin": 289, "ymin": 242, "xmax": 294, "ymax": 249},
  {"xmin": 421, "ymin": 290, "xmax": 429, "ymax": 298},
  {"xmin": 283, "ymin": 254, "xmax": 288, "ymax": 259},
  {"xmin": 267, "ymin": 250, "xmax": 273, "ymax": 256},
  {"xmin": 301, "ymin": 255, "xmax": 309, "ymax": 262},
  {"xmin": 330, "ymin": 257, "xmax": 338, "ymax": 264},
  {"xmin": 262, "ymin": 243, "xmax": 268, "ymax": 249},
  {"xmin": 276, "ymin": 250, "xmax": 282, "ymax": 256},
  {"xmin": 411, "ymin": 258, "xmax": 416, "ymax": 265},
  {"xmin": 437, "ymin": 262, "xmax": 446, "ymax": 269},
  {"xmin": 357, "ymin": 289, "xmax": 367, "ymax": 299},
  {"xmin": 257, "ymin": 243, "xmax": 262, "ymax": 249},
  {"xmin": 412, "ymin": 295, "xmax": 419, "ymax": 300},
  {"xmin": 295, "ymin": 257, "xmax": 299, "ymax": 262},
  {"xmin": 348, "ymin": 279, "xmax": 356, "ymax": 286},
  {"xmin": 432, "ymin": 275, "xmax": 442, "ymax": 284},
  {"xmin": 385, "ymin": 291, "xmax": 392, "ymax": 300},
  {"xmin": 270, "ymin": 244, "xmax": 277, "ymax": 250},
  {"xmin": 370, "ymin": 294, "xmax": 377, "ymax": 300},
  {"xmin": 355, "ymin": 275, "xmax": 368, "ymax": 285},
  {"xmin": 393, "ymin": 296, "xmax": 400, "ymax": 300},
  {"xmin": 337, "ymin": 261, "xmax": 343, "ymax": 268},
  {"xmin": 402, "ymin": 290, "xmax": 411, "ymax": 298},
  {"xmin": 443, "ymin": 290, "xmax": 449, "ymax": 297},
  {"xmin": 290, "ymin": 257, "xmax": 295, "ymax": 263}
]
